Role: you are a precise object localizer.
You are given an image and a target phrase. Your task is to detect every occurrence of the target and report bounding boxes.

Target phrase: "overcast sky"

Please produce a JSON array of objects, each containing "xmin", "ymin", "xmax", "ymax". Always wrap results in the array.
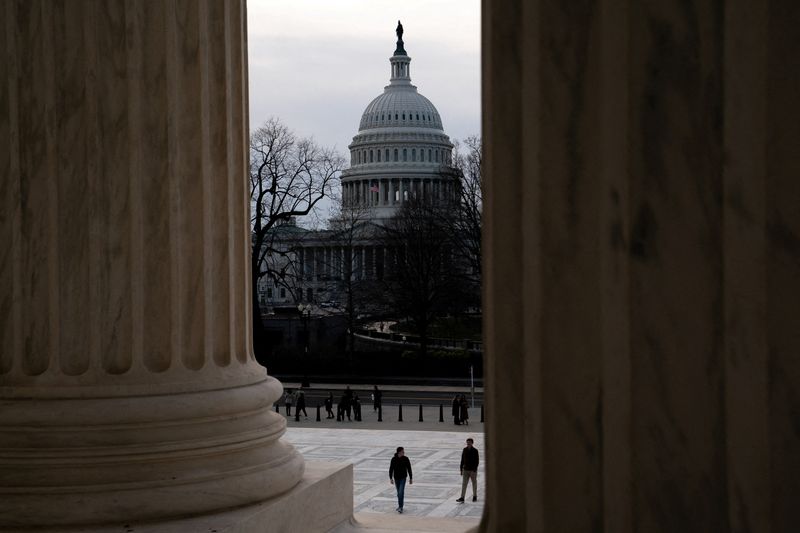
[{"xmin": 247, "ymin": 0, "xmax": 481, "ymax": 155}]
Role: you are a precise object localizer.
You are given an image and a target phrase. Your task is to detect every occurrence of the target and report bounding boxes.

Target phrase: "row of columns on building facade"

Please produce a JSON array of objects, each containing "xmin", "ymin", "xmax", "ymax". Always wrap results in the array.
[
  {"xmin": 342, "ymin": 177, "xmax": 455, "ymax": 207},
  {"xmin": 301, "ymin": 245, "xmax": 387, "ymax": 281}
]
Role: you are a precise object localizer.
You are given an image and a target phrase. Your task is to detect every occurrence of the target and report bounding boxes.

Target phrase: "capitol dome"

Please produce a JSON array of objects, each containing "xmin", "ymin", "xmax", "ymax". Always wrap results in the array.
[{"xmin": 340, "ymin": 22, "xmax": 457, "ymax": 223}]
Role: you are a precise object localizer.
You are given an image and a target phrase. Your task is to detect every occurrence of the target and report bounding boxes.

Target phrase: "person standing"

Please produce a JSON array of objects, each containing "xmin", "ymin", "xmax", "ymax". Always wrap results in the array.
[
  {"xmin": 284, "ymin": 389, "xmax": 293, "ymax": 417},
  {"xmin": 459, "ymin": 394, "xmax": 469, "ymax": 425},
  {"xmin": 336, "ymin": 396, "xmax": 344, "ymax": 421},
  {"xmin": 340, "ymin": 392, "xmax": 351, "ymax": 421},
  {"xmin": 343, "ymin": 386, "xmax": 353, "ymax": 421},
  {"xmin": 353, "ymin": 393, "xmax": 362, "ymax": 421},
  {"xmin": 389, "ymin": 446, "xmax": 413, "ymax": 514},
  {"xmin": 373, "ymin": 385, "xmax": 382, "ymax": 412},
  {"xmin": 296, "ymin": 391, "xmax": 308, "ymax": 419},
  {"xmin": 452, "ymin": 395, "xmax": 461, "ymax": 425},
  {"xmin": 325, "ymin": 392, "xmax": 334, "ymax": 419},
  {"xmin": 456, "ymin": 438, "xmax": 479, "ymax": 503}
]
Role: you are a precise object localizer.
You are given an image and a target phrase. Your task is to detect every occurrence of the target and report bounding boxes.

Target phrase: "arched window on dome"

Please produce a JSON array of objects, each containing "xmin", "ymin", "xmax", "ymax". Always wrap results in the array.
[
  {"xmin": 420, "ymin": 150, "xmax": 424, "ymax": 162},
  {"xmin": 403, "ymin": 149, "xmax": 407, "ymax": 161},
  {"xmin": 435, "ymin": 150, "xmax": 439, "ymax": 162},
  {"xmin": 377, "ymin": 150, "xmax": 381, "ymax": 162},
  {"xmin": 370, "ymin": 150, "xmax": 374, "ymax": 163},
  {"xmin": 416, "ymin": 114, "xmax": 419, "ymax": 120},
  {"xmin": 395, "ymin": 113, "xmax": 398, "ymax": 120},
  {"xmin": 357, "ymin": 152, "xmax": 361, "ymax": 164},
  {"xmin": 363, "ymin": 150, "xmax": 367, "ymax": 164},
  {"xmin": 394, "ymin": 149, "xmax": 398, "ymax": 162},
  {"xmin": 412, "ymin": 149, "xmax": 416, "ymax": 162},
  {"xmin": 402, "ymin": 113, "xmax": 405, "ymax": 120},
  {"xmin": 385, "ymin": 148, "xmax": 390, "ymax": 161},
  {"xmin": 428, "ymin": 149, "xmax": 432, "ymax": 161}
]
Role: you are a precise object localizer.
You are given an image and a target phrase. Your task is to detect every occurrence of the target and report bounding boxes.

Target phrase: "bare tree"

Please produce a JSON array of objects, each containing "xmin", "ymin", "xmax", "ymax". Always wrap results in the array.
[
  {"xmin": 379, "ymin": 197, "xmax": 466, "ymax": 355},
  {"xmin": 325, "ymin": 201, "xmax": 375, "ymax": 357},
  {"xmin": 448, "ymin": 135, "xmax": 483, "ymax": 283},
  {"xmin": 250, "ymin": 118, "xmax": 345, "ymax": 357}
]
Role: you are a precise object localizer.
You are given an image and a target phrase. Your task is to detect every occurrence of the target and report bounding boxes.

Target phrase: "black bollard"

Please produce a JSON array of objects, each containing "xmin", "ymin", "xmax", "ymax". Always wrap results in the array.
[
  {"xmin": 419, "ymin": 404, "xmax": 424, "ymax": 422},
  {"xmin": 316, "ymin": 403, "xmax": 321, "ymax": 422},
  {"xmin": 480, "ymin": 404, "xmax": 484, "ymax": 423},
  {"xmin": 439, "ymin": 404, "xmax": 444, "ymax": 422},
  {"xmin": 398, "ymin": 404, "xmax": 403, "ymax": 422},
  {"xmin": 378, "ymin": 405, "xmax": 383, "ymax": 422}
]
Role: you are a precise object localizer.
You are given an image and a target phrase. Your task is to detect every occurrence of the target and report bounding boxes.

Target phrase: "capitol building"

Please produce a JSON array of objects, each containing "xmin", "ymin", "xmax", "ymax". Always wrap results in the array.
[{"xmin": 258, "ymin": 24, "xmax": 459, "ymax": 308}]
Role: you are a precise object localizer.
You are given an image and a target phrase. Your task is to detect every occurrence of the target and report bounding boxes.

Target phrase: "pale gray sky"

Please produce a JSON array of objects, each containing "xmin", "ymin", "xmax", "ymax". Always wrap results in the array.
[{"xmin": 247, "ymin": 0, "xmax": 481, "ymax": 155}]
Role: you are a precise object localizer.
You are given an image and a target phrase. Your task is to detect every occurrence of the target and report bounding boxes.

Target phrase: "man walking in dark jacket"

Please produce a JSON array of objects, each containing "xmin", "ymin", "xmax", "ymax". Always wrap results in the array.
[
  {"xmin": 456, "ymin": 438, "xmax": 479, "ymax": 503},
  {"xmin": 389, "ymin": 447, "xmax": 413, "ymax": 513}
]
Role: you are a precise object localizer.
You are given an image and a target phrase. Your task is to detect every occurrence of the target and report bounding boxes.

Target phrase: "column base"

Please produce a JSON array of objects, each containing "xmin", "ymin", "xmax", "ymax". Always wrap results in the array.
[
  {"xmin": 4, "ymin": 461, "xmax": 353, "ymax": 533},
  {"xmin": 330, "ymin": 513, "xmax": 480, "ymax": 533},
  {"xmin": 0, "ymin": 375, "xmax": 304, "ymax": 528}
]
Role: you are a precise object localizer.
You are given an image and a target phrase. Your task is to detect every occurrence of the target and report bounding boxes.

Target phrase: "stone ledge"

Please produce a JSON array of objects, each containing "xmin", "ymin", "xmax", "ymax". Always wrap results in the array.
[
  {"xmin": 3, "ymin": 461, "xmax": 352, "ymax": 533},
  {"xmin": 328, "ymin": 512, "xmax": 480, "ymax": 533}
]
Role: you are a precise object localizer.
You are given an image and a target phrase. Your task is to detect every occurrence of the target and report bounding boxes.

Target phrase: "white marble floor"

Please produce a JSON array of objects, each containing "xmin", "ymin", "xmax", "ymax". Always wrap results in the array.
[{"xmin": 285, "ymin": 428, "xmax": 485, "ymax": 521}]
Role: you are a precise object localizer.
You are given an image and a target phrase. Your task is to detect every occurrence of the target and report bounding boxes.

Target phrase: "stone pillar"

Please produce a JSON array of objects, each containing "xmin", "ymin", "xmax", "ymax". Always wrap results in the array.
[
  {"xmin": 483, "ymin": 0, "xmax": 799, "ymax": 532},
  {"xmin": 0, "ymin": 1, "xmax": 305, "ymax": 528}
]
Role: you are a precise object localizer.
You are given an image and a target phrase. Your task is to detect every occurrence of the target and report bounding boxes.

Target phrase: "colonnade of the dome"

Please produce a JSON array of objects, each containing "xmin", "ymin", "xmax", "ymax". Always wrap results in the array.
[
  {"xmin": 350, "ymin": 145, "xmax": 452, "ymax": 166},
  {"xmin": 341, "ymin": 177, "xmax": 457, "ymax": 208}
]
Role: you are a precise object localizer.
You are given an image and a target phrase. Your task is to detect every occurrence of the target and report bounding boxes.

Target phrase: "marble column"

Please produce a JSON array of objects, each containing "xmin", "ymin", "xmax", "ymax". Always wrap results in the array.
[
  {"xmin": 0, "ymin": 1, "xmax": 304, "ymax": 528},
  {"xmin": 483, "ymin": 0, "xmax": 799, "ymax": 532}
]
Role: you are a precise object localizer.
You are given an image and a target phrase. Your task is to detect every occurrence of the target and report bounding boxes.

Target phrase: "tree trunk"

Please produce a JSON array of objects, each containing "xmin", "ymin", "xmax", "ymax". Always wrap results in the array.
[{"xmin": 251, "ymin": 261, "xmax": 268, "ymax": 365}]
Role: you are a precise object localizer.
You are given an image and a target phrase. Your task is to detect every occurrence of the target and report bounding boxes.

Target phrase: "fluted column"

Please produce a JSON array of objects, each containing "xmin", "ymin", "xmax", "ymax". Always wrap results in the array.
[
  {"xmin": 483, "ymin": 0, "xmax": 799, "ymax": 531},
  {"xmin": 0, "ymin": 1, "xmax": 304, "ymax": 528}
]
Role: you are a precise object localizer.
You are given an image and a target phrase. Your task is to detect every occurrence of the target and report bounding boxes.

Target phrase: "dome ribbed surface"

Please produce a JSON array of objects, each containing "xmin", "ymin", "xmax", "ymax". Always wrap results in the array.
[{"xmin": 359, "ymin": 87, "xmax": 443, "ymax": 131}]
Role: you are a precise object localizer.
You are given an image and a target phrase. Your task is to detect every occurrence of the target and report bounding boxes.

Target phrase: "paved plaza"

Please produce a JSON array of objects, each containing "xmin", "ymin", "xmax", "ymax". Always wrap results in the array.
[{"xmin": 285, "ymin": 428, "xmax": 485, "ymax": 522}]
